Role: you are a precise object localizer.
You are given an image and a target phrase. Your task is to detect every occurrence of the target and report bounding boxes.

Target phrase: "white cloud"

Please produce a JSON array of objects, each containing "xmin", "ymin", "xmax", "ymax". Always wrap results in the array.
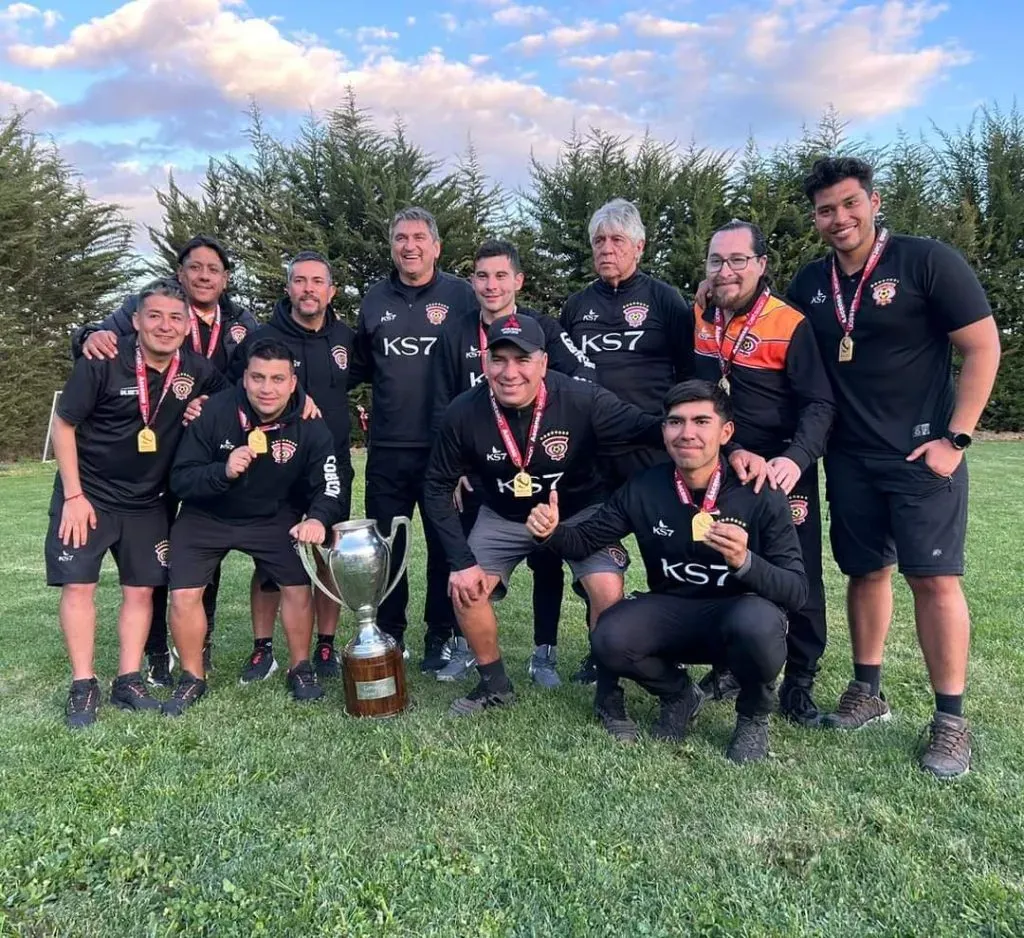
[
  {"xmin": 507, "ymin": 18, "xmax": 619, "ymax": 53},
  {"xmin": 564, "ymin": 50, "xmax": 656, "ymax": 73},
  {"xmin": 437, "ymin": 12, "xmax": 458, "ymax": 32},
  {"xmin": 468, "ymin": 53, "xmax": 490, "ymax": 67},
  {"xmin": 0, "ymin": 78, "xmax": 57, "ymax": 113},
  {"xmin": 1, "ymin": 3, "xmax": 40, "ymax": 21},
  {"xmin": 492, "ymin": 5, "xmax": 549, "ymax": 28},
  {"xmin": 622, "ymin": 12, "xmax": 704, "ymax": 39},
  {"xmin": 355, "ymin": 26, "xmax": 398, "ymax": 42},
  {"xmin": 405, "ymin": 16, "xmax": 415, "ymax": 26}
]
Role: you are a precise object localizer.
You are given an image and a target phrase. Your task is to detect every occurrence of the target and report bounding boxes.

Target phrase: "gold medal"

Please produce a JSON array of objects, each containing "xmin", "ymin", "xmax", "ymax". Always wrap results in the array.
[
  {"xmin": 137, "ymin": 427, "xmax": 157, "ymax": 453},
  {"xmin": 248, "ymin": 428, "xmax": 268, "ymax": 454},
  {"xmin": 513, "ymin": 471, "xmax": 533, "ymax": 498},
  {"xmin": 718, "ymin": 376, "xmax": 731, "ymax": 395},
  {"xmin": 691, "ymin": 511, "xmax": 714, "ymax": 542},
  {"xmin": 838, "ymin": 335, "xmax": 854, "ymax": 363}
]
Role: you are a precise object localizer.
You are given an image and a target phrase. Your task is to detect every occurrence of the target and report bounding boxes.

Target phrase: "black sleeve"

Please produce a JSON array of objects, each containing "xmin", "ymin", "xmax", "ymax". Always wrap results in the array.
[
  {"xmin": 544, "ymin": 484, "xmax": 634, "ymax": 560},
  {"xmin": 589, "ymin": 384, "xmax": 663, "ymax": 448},
  {"xmin": 200, "ymin": 362, "xmax": 229, "ymax": 396},
  {"xmin": 423, "ymin": 411, "xmax": 476, "ymax": 571},
  {"xmin": 920, "ymin": 241, "xmax": 992, "ymax": 332},
  {"xmin": 538, "ymin": 315, "xmax": 596, "ymax": 380},
  {"xmin": 56, "ymin": 358, "xmax": 103, "ymax": 424},
  {"xmin": 663, "ymin": 284, "xmax": 695, "ymax": 381},
  {"xmin": 349, "ymin": 311, "xmax": 374, "ymax": 388},
  {"xmin": 302, "ymin": 424, "xmax": 344, "ymax": 529},
  {"xmin": 239, "ymin": 308, "xmax": 261, "ymax": 331},
  {"xmin": 558, "ymin": 297, "xmax": 575, "ymax": 333},
  {"xmin": 170, "ymin": 409, "xmax": 233, "ymax": 501},
  {"xmin": 431, "ymin": 325, "xmax": 461, "ymax": 433},
  {"xmin": 782, "ymin": 319, "xmax": 835, "ymax": 470},
  {"xmin": 733, "ymin": 489, "xmax": 808, "ymax": 612},
  {"xmin": 71, "ymin": 296, "xmax": 137, "ymax": 359},
  {"xmin": 226, "ymin": 333, "xmax": 249, "ymax": 384}
]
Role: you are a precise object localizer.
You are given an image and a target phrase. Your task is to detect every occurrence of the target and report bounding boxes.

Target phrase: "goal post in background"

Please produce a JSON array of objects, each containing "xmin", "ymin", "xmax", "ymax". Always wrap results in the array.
[{"xmin": 42, "ymin": 390, "xmax": 61, "ymax": 462}]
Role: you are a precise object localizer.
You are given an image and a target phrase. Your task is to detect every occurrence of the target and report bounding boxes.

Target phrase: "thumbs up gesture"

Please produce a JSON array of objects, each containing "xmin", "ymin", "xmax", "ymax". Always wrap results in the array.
[{"xmin": 527, "ymin": 488, "xmax": 559, "ymax": 540}]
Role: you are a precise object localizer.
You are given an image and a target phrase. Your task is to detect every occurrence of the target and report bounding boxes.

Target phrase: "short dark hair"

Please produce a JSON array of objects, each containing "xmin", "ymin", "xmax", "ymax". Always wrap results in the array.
[
  {"xmin": 176, "ymin": 235, "xmax": 232, "ymax": 272},
  {"xmin": 802, "ymin": 157, "xmax": 875, "ymax": 204},
  {"xmin": 137, "ymin": 277, "xmax": 187, "ymax": 309},
  {"xmin": 711, "ymin": 219, "xmax": 767, "ymax": 258},
  {"xmin": 287, "ymin": 250, "xmax": 333, "ymax": 283},
  {"xmin": 474, "ymin": 239, "xmax": 521, "ymax": 274},
  {"xmin": 246, "ymin": 337, "xmax": 294, "ymax": 370},
  {"xmin": 663, "ymin": 379, "xmax": 733, "ymax": 422}
]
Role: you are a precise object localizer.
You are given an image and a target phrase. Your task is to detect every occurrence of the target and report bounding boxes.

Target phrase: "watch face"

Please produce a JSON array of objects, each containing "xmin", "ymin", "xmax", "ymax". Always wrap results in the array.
[{"xmin": 951, "ymin": 432, "xmax": 972, "ymax": 449}]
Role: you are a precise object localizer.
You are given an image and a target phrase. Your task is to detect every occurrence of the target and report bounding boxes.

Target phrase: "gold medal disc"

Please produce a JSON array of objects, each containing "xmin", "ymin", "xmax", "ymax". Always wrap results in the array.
[
  {"xmin": 137, "ymin": 427, "xmax": 157, "ymax": 453},
  {"xmin": 838, "ymin": 335, "xmax": 855, "ymax": 363},
  {"xmin": 248, "ymin": 428, "xmax": 268, "ymax": 454},
  {"xmin": 691, "ymin": 511, "xmax": 715, "ymax": 542},
  {"xmin": 513, "ymin": 471, "xmax": 533, "ymax": 498}
]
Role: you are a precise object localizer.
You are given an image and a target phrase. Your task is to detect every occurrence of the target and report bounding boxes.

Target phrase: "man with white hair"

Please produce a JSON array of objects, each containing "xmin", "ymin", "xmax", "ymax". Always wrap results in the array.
[{"xmin": 560, "ymin": 197, "xmax": 696, "ymax": 682}]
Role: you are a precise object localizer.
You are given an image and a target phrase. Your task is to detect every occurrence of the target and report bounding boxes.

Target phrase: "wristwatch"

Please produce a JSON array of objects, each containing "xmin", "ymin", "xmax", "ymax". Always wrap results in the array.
[{"xmin": 945, "ymin": 429, "xmax": 972, "ymax": 450}]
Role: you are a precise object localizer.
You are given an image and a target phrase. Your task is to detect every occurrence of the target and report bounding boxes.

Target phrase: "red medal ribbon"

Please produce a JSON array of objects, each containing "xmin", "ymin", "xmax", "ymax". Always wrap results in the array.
[
  {"xmin": 136, "ymin": 345, "xmax": 180, "ymax": 429},
  {"xmin": 190, "ymin": 305, "xmax": 222, "ymax": 359},
  {"xmin": 713, "ymin": 287, "xmax": 770, "ymax": 381},
  {"xmin": 674, "ymin": 460, "xmax": 723, "ymax": 514},
  {"xmin": 237, "ymin": 409, "xmax": 283, "ymax": 434},
  {"xmin": 829, "ymin": 228, "xmax": 889, "ymax": 339},
  {"xmin": 489, "ymin": 380, "xmax": 548, "ymax": 472}
]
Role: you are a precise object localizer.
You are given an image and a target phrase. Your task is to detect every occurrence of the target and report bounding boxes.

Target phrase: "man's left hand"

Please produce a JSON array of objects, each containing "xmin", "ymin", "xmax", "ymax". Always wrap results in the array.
[
  {"xmin": 906, "ymin": 438, "xmax": 964, "ymax": 478},
  {"xmin": 182, "ymin": 395, "xmax": 208, "ymax": 425},
  {"xmin": 704, "ymin": 521, "xmax": 749, "ymax": 569},
  {"xmin": 766, "ymin": 456, "xmax": 802, "ymax": 495},
  {"xmin": 290, "ymin": 518, "xmax": 326, "ymax": 544},
  {"xmin": 302, "ymin": 395, "xmax": 322, "ymax": 420}
]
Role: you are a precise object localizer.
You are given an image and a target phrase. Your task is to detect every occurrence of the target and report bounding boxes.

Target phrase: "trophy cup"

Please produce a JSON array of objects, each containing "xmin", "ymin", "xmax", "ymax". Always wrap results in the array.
[{"xmin": 296, "ymin": 517, "xmax": 411, "ymax": 717}]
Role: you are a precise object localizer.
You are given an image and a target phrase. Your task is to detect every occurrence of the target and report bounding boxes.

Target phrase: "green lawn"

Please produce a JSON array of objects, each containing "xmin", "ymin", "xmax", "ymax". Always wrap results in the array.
[{"xmin": 2, "ymin": 446, "xmax": 1023, "ymax": 937}]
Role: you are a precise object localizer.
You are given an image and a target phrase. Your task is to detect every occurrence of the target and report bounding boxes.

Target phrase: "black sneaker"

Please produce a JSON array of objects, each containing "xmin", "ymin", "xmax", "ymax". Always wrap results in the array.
[
  {"xmin": 202, "ymin": 641, "xmax": 213, "ymax": 673},
  {"xmin": 726, "ymin": 713, "xmax": 770, "ymax": 764},
  {"xmin": 698, "ymin": 667, "xmax": 741, "ymax": 702},
  {"xmin": 110, "ymin": 672, "xmax": 161, "ymax": 712},
  {"xmin": 778, "ymin": 675, "xmax": 821, "ymax": 728},
  {"xmin": 66, "ymin": 678, "xmax": 100, "ymax": 729},
  {"xmin": 146, "ymin": 651, "xmax": 174, "ymax": 688},
  {"xmin": 918, "ymin": 712, "xmax": 971, "ymax": 779},
  {"xmin": 571, "ymin": 652, "xmax": 599, "ymax": 685},
  {"xmin": 162, "ymin": 671, "xmax": 208, "ymax": 717},
  {"xmin": 594, "ymin": 687, "xmax": 639, "ymax": 744},
  {"xmin": 448, "ymin": 679, "xmax": 516, "ymax": 716},
  {"xmin": 420, "ymin": 632, "xmax": 452, "ymax": 673},
  {"xmin": 651, "ymin": 682, "xmax": 705, "ymax": 742},
  {"xmin": 313, "ymin": 641, "xmax": 341, "ymax": 679},
  {"xmin": 239, "ymin": 646, "xmax": 279, "ymax": 685},
  {"xmin": 286, "ymin": 660, "xmax": 324, "ymax": 702},
  {"xmin": 821, "ymin": 680, "xmax": 891, "ymax": 730}
]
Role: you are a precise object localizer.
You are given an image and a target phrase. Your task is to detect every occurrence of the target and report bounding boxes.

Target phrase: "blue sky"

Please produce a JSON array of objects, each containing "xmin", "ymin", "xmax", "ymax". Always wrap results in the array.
[{"xmin": 1, "ymin": 0, "xmax": 1021, "ymax": 243}]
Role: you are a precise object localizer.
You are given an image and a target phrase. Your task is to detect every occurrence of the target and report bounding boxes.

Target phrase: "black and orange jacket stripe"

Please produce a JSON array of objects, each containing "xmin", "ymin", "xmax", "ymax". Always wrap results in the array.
[{"xmin": 694, "ymin": 287, "xmax": 835, "ymax": 469}]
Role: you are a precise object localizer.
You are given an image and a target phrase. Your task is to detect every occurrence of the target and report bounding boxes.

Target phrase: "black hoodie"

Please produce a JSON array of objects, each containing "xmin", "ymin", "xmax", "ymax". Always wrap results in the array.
[
  {"xmin": 228, "ymin": 298, "xmax": 365, "ymax": 454},
  {"xmin": 170, "ymin": 383, "xmax": 345, "ymax": 526}
]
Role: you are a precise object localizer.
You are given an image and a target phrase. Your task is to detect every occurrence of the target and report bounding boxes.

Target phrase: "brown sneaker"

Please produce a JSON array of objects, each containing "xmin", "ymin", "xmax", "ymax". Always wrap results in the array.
[
  {"xmin": 919, "ymin": 712, "xmax": 971, "ymax": 779},
  {"xmin": 821, "ymin": 680, "xmax": 891, "ymax": 730}
]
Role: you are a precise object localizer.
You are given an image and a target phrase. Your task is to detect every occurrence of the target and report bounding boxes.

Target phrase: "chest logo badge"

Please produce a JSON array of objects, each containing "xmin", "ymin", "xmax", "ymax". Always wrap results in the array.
[
  {"xmin": 622, "ymin": 302, "xmax": 648, "ymax": 327},
  {"xmin": 426, "ymin": 303, "xmax": 449, "ymax": 325},
  {"xmin": 871, "ymin": 279, "xmax": 898, "ymax": 306}
]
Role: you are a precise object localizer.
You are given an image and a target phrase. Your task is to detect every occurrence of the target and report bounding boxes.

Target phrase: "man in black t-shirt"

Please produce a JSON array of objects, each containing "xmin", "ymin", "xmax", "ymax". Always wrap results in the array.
[
  {"xmin": 528, "ymin": 380, "xmax": 806, "ymax": 763},
  {"xmin": 787, "ymin": 157, "xmax": 1001, "ymax": 779},
  {"xmin": 46, "ymin": 279, "xmax": 224, "ymax": 729}
]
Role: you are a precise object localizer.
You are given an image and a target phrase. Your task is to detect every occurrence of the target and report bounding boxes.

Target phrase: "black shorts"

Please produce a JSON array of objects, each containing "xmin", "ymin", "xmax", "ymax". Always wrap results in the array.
[
  {"xmin": 169, "ymin": 508, "xmax": 307, "ymax": 590},
  {"xmin": 44, "ymin": 489, "xmax": 169, "ymax": 588},
  {"xmin": 824, "ymin": 449, "xmax": 969, "ymax": 577},
  {"xmin": 598, "ymin": 445, "xmax": 670, "ymax": 492}
]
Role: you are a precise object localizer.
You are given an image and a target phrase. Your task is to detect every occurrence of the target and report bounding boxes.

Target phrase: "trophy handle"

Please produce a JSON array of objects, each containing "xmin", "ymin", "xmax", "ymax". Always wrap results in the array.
[
  {"xmin": 379, "ymin": 515, "xmax": 411, "ymax": 604},
  {"xmin": 295, "ymin": 542, "xmax": 344, "ymax": 606}
]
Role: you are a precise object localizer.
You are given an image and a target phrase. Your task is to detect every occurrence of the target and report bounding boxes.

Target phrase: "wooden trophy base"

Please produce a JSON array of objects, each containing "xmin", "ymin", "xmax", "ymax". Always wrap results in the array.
[{"xmin": 341, "ymin": 645, "xmax": 409, "ymax": 718}]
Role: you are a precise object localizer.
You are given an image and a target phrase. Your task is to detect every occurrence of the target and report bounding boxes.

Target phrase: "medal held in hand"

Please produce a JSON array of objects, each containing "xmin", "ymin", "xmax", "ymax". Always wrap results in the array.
[
  {"xmin": 135, "ymin": 344, "xmax": 180, "ymax": 454},
  {"xmin": 674, "ymin": 460, "xmax": 724, "ymax": 542},
  {"xmin": 489, "ymin": 381, "xmax": 548, "ymax": 499},
  {"xmin": 691, "ymin": 511, "xmax": 715, "ymax": 541},
  {"xmin": 248, "ymin": 428, "xmax": 268, "ymax": 454},
  {"xmin": 238, "ymin": 410, "xmax": 281, "ymax": 457},
  {"xmin": 830, "ymin": 228, "xmax": 889, "ymax": 364}
]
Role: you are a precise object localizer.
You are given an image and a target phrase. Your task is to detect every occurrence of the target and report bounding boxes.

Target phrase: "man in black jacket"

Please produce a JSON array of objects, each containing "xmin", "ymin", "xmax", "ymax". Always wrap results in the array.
[
  {"xmin": 46, "ymin": 279, "xmax": 225, "ymax": 728},
  {"xmin": 228, "ymin": 251, "xmax": 361, "ymax": 683},
  {"xmin": 527, "ymin": 380, "xmax": 807, "ymax": 763},
  {"xmin": 354, "ymin": 207, "xmax": 477, "ymax": 666},
  {"xmin": 424, "ymin": 315, "xmax": 665, "ymax": 718},
  {"xmin": 71, "ymin": 235, "xmax": 259, "ymax": 685},
  {"xmin": 430, "ymin": 239, "xmax": 595, "ymax": 686},
  {"xmin": 164, "ymin": 338, "xmax": 343, "ymax": 716}
]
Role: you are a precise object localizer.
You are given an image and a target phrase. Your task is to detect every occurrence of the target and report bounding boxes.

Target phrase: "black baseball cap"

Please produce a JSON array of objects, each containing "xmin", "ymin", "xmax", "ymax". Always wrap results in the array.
[{"xmin": 486, "ymin": 314, "xmax": 545, "ymax": 354}]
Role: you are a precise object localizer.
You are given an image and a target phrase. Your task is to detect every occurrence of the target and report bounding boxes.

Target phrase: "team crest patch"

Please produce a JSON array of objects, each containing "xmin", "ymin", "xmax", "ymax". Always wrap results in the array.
[
  {"xmin": 426, "ymin": 303, "xmax": 449, "ymax": 325},
  {"xmin": 229, "ymin": 324, "xmax": 247, "ymax": 344},
  {"xmin": 871, "ymin": 279, "xmax": 898, "ymax": 306},
  {"xmin": 272, "ymin": 439, "xmax": 298, "ymax": 464},
  {"xmin": 607, "ymin": 546, "xmax": 629, "ymax": 569},
  {"xmin": 788, "ymin": 496, "xmax": 809, "ymax": 526},
  {"xmin": 155, "ymin": 540, "xmax": 170, "ymax": 568},
  {"xmin": 540, "ymin": 430, "xmax": 570, "ymax": 461},
  {"xmin": 735, "ymin": 333, "xmax": 761, "ymax": 357},
  {"xmin": 331, "ymin": 345, "xmax": 348, "ymax": 370},
  {"xmin": 622, "ymin": 302, "xmax": 648, "ymax": 327},
  {"xmin": 171, "ymin": 374, "xmax": 195, "ymax": 400}
]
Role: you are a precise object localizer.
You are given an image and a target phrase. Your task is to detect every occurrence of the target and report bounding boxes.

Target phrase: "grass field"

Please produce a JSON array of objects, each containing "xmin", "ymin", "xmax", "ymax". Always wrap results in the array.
[{"xmin": 2, "ymin": 446, "xmax": 1023, "ymax": 937}]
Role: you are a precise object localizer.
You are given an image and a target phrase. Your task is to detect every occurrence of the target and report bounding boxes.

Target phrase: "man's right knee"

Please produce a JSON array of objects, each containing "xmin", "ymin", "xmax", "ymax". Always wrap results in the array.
[
  {"xmin": 591, "ymin": 604, "xmax": 635, "ymax": 664},
  {"xmin": 170, "ymin": 588, "xmax": 205, "ymax": 613},
  {"xmin": 61, "ymin": 583, "xmax": 97, "ymax": 603}
]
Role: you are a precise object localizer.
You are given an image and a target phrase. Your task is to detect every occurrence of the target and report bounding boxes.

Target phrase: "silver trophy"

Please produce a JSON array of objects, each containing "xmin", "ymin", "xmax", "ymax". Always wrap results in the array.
[{"xmin": 296, "ymin": 517, "xmax": 411, "ymax": 716}]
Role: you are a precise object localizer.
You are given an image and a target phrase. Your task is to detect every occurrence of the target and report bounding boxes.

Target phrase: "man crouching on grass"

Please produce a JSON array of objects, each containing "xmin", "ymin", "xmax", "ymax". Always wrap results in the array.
[
  {"xmin": 528, "ymin": 380, "xmax": 807, "ymax": 762},
  {"xmin": 163, "ymin": 338, "xmax": 343, "ymax": 716}
]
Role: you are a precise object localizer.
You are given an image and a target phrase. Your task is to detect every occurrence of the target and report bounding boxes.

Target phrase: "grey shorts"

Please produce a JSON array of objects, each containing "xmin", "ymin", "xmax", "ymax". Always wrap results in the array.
[{"xmin": 468, "ymin": 503, "xmax": 629, "ymax": 599}]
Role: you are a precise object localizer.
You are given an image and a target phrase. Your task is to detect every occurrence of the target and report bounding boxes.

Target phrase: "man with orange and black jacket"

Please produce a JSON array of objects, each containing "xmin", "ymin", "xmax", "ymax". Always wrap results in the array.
[{"xmin": 693, "ymin": 220, "xmax": 834, "ymax": 726}]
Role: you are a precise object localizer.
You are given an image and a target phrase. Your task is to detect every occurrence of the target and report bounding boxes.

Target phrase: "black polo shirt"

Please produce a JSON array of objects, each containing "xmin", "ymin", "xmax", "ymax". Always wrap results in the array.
[{"xmin": 786, "ymin": 233, "xmax": 991, "ymax": 456}]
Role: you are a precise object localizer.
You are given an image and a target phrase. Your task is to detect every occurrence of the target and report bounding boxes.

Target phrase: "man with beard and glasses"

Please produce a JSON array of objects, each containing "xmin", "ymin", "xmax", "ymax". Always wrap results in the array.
[
  {"xmin": 228, "ymin": 251, "xmax": 361, "ymax": 684},
  {"xmin": 431, "ymin": 239, "xmax": 595, "ymax": 687},
  {"xmin": 692, "ymin": 220, "xmax": 834, "ymax": 727},
  {"xmin": 47, "ymin": 279, "xmax": 224, "ymax": 728},
  {"xmin": 71, "ymin": 235, "xmax": 259, "ymax": 685},
  {"xmin": 787, "ymin": 157, "xmax": 1000, "ymax": 778}
]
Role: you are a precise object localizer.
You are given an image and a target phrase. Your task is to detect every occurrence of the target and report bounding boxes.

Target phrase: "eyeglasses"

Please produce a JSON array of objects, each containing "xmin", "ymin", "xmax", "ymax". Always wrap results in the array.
[{"xmin": 706, "ymin": 254, "xmax": 764, "ymax": 272}]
